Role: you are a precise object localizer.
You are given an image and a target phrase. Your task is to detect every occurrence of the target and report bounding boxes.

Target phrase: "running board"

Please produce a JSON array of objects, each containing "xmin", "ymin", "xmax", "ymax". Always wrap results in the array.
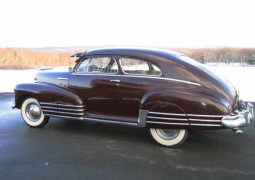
[
  {"xmin": 45, "ymin": 109, "xmax": 148, "ymax": 127},
  {"xmin": 83, "ymin": 117, "xmax": 138, "ymax": 127}
]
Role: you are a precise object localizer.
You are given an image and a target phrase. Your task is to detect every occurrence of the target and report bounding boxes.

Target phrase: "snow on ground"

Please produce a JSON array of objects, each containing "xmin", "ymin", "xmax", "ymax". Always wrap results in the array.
[
  {"xmin": 0, "ymin": 69, "xmax": 38, "ymax": 93},
  {"xmin": 208, "ymin": 66, "xmax": 255, "ymax": 102},
  {"xmin": 0, "ymin": 66, "xmax": 254, "ymax": 101}
]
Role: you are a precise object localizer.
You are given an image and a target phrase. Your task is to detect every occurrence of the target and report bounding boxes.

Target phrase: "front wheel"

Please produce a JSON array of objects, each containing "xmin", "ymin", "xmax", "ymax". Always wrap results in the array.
[
  {"xmin": 149, "ymin": 128, "xmax": 188, "ymax": 147},
  {"xmin": 21, "ymin": 98, "xmax": 49, "ymax": 128}
]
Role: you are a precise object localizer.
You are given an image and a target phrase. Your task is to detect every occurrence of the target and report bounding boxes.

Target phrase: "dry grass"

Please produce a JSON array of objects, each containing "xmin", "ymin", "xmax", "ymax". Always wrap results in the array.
[{"xmin": 0, "ymin": 47, "xmax": 254, "ymax": 69}]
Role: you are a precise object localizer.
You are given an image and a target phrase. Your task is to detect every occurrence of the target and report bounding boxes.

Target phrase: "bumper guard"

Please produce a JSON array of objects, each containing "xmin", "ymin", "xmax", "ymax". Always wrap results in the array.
[{"xmin": 222, "ymin": 103, "xmax": 254, "ymax": 128}]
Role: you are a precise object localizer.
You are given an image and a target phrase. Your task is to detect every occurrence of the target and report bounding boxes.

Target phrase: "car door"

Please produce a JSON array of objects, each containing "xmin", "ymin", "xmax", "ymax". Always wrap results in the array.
[
  {"xmin": 68, "ymin": 56, "xmax": 122, "ymax": 120},
  {"xmin": 118, "ymin": 57, "xmax": 162, "ymax": 122}
]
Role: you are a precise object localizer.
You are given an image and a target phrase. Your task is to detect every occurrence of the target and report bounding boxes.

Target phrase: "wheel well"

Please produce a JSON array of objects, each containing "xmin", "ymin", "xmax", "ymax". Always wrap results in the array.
[{"xmin": 16, "ymin": 95, "xmax": 33, "ymax": 109}]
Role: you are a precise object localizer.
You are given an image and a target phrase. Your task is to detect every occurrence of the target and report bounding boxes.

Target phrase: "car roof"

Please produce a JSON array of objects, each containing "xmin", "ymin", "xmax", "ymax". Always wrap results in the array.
[{"xmin": 85, "ymin": 47, "xmax": 183, "ymax": 61}]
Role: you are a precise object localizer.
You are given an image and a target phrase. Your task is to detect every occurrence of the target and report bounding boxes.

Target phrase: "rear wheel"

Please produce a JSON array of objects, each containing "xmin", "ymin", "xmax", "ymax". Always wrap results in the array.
[
  {"xmin": 21, "ymin": 98, "xmax": 49, "ymax": 128},
  {"xmin": 149, "ymin": 128, "xmax": 188, "ymax": 147}
]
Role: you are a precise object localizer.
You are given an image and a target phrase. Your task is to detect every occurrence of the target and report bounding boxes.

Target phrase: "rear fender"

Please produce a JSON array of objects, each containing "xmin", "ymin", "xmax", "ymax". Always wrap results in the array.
[
  {"xmin": 140, "ymin": 89, "xmax": 189, "ymax": 129},
  {"xmin": 140, "ymin": 86, "xmax": 229, "ymax": 129},
  {"xmin": 141, "ymin": 86, "xmax": 229, "ymax": 115}
]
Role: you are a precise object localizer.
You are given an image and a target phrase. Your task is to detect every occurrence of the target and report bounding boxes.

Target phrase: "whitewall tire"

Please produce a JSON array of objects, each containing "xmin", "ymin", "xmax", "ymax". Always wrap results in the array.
[
  {"xmin": 21, "ymin": 98, "xmax": 49, "ymax": 128},
  {"xmin": 149, "ymin": 128, "xmax": 188, "ymax": 147}
]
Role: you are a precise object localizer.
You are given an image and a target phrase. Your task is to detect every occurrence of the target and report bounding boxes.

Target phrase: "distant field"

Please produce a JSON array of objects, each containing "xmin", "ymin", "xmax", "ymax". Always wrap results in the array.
[{"xmin": 0, "ymin": 65, "xmax": 254, "ymax": 102}]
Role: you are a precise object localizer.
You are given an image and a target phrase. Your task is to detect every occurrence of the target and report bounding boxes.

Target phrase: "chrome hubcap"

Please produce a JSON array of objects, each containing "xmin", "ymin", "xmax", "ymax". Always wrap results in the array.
[
  {"xmin": 25, "ymin": 103, "xmax": 41, "ymax": 122},
  {"xmin": 156, "ymin": 129, "xmax": 180, "ymax": 140}
]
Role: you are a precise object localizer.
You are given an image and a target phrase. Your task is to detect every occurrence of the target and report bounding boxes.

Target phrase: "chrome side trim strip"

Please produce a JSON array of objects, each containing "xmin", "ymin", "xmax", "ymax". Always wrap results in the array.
[
  {"xmin": 189, "ymin": 119, "xmax": 221, "ymax": 122},
  {"xmin": 42, "ymin": 109, "xmax": 58, "ymax": 113},
  {"xmin": 190, "ymin": 123, "xmax": 222, "ymax": 127},
  {"xmin": 58, "ymin": 107, "xmax": 85, "ymax": 112},
  {"xmin": 147, "ymin": 116, "xmax": 187, "ymax": 121},
  {"xmin": 40, "ymin": 102, "xmax": 84, "ymax": 108},
  {"xmin": 44, "ymin": 114, "xmax": 84, "ymax": 120},
  {"xmin": 149, "ymin": 112, "xmax": 186, "ymax": 116},
  {"xmin": 58, "ymin": 111, "xmax": 84, "ymax": 116},
  {"xmin": 188, "ymin": 114, "xmax": 225, "ymax": 118},
  {"xmin": 83, "ymin": 117, "xmax": 138, "ymax": 127},
  {"xmin": 40, "ymin": 102, "xmax": 57, "ymax": 106},
  {"xmin": 40, "ymin": 106, "xmax": 57, "ymax": 110},
  {"xmin": 71, "ymin": 73, "xmax": 201, "ymax": 86},
  {"xmin": 147, "ymin": 121, "xmax": 189, "ymax": 126},
  {"xmin": 149, "ymin": 111, "xmax": 226, "ymax": 118},
  {"xmin": 58, "ymin": 104, "xmax": 85, "ymax": 108}
]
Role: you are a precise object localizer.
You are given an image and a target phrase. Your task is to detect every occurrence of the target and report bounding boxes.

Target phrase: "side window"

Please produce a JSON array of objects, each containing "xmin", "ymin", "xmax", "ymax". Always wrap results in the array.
[
  {"xmin": 119, "ymin": 57, "xmax": 162, "ymax": 76},
  {"xmin": 76, "ymin": 57, "xmax": 118, "ymax": 74}
]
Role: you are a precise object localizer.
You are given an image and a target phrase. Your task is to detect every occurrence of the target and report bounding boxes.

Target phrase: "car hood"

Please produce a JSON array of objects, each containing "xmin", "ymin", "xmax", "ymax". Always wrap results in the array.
[
  {"xmin": 199, "ymin": 65, "xmax": 238, "ymax": 111},
  {"xmin": 35, "ymin": 68, "xmax": 70, "ymax": 87}
]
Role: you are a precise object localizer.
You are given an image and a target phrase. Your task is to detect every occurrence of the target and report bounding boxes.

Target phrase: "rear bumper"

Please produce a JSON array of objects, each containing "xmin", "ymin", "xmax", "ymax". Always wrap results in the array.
[{"xmin": 222, "ymin": 103, "xmax": 254, "ymax": 128}]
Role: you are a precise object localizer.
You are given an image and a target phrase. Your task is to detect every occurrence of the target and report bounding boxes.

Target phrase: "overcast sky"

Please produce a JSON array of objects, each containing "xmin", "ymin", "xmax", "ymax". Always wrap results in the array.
[{"xmin": 0, "ymin": 0, "xmax": 254, "ymax": 48}]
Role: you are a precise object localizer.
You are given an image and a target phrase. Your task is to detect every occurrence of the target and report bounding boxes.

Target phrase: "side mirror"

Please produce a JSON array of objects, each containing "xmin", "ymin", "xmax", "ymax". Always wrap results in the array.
[{"xmin": 68, "ymin": 67, "xmax": 73, "ymax": 73}]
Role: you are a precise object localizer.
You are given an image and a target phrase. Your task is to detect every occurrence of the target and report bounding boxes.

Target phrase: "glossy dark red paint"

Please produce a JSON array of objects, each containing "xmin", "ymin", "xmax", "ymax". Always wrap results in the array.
[{"xmin": 14, "ymin": 47, "xmax": 238, "ymax": 130}]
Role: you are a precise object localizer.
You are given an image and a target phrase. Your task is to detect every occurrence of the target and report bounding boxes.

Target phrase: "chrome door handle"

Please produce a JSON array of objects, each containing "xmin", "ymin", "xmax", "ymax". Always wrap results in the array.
[{"xmin": 110, "ymin": 80, "xmax": 120, "ymax": 83}]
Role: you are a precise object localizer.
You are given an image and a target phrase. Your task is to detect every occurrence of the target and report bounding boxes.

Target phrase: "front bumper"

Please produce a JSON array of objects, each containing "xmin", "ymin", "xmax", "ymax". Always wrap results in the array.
[{"xmin": 222, "ymin": 103, "xmax": 254, "ymax": 128}]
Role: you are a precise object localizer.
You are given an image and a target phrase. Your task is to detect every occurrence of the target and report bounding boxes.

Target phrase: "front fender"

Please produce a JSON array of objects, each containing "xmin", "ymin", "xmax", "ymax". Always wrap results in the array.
[{"xmin": 14, "ymin": 82, "xmax": 83, "ymax": 109}]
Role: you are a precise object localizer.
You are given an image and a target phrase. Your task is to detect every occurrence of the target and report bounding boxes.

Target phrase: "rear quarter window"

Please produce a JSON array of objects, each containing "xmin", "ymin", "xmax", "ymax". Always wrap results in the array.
[{"xmin": 119, "ymin": 57, "xmax": 162, "ymax": 76}]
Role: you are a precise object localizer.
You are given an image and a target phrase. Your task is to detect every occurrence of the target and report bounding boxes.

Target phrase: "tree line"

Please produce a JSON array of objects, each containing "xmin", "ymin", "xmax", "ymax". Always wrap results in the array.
[
  {"xmin": 178, "ymin": 47, "xmax": 255, "ymax": 64},
  {"xmin": 0, "ymin": 48, "xmax": 78, "ymax": 69},
  {"xmin": 0, "ymin": 47, "xmax": 255, "ymax": 69}
]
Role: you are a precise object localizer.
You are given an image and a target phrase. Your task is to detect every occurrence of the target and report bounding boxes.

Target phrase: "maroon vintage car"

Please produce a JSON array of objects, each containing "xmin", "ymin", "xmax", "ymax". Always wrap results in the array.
[{"xmin": 13, "ymin": 47, "xmax": 254, "ymax": 147}]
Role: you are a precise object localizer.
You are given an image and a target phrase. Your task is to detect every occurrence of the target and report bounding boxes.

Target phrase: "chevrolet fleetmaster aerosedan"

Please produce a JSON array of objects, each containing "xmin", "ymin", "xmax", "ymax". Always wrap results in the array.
[{"xmin": 13, "ymin": 47, "xmax": 254, "ymax": 147}]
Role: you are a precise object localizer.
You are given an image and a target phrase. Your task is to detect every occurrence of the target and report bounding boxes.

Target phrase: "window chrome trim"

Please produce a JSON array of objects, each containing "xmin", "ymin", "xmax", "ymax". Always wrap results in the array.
[{"xmin": 75, "ymin": 57, "xmax": 119, "ymax": 75}]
